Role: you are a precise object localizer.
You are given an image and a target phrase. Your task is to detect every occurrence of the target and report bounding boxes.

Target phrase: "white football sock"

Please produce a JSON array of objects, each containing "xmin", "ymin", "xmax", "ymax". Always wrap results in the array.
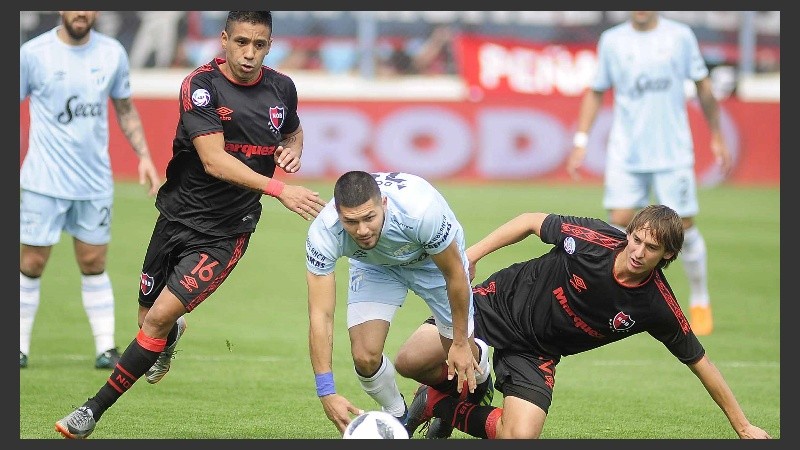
[
  {"xmin": 475, "ymin": 338, "xmax": 490, "ymax": 384},
  {"xmin": 356, "ymin": 354, "xmax": 406, "ymax": 417},
  {"xmin": 81, "ymin": 272, "xmax": 116, "ymax": 355},
  {"xmin": 20, "ymin": 272, "xmax": 41, "ymax": 355},
  {"xmin": 681, "ymin": 226, "xmax": 710, "ymax": 308}
]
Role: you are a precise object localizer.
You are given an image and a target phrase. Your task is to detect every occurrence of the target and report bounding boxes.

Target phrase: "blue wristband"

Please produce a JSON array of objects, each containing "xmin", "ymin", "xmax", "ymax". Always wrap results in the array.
[{"xmin": 315, "ymin": 372, "xmax": 335, "ymax": 397}]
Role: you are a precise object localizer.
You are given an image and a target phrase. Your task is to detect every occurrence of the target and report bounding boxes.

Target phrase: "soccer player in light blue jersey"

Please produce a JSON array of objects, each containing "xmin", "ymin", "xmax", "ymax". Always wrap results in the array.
[
  {"xmin": 20, "ymin": 11, "xmax": 162, "ymax": 370},
  {"xmin": 306, "ymin": 171, "xmax": 492, "ymax": 435},
  {"xmin": 567, "ymin": 11, "xmax": 732, "ymax": 336}
]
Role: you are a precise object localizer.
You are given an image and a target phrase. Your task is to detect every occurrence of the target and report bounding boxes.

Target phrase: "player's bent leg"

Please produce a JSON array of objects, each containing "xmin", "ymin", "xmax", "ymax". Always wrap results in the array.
[
  {"xmin": 349, "ymin": 317, "xmax": 407, "ymax": 420},
  {"xmin": 496, "ymin": 395, "xmax": 547, "ymax": 439},
  {"xmin": 394, "ymin": 320, "xmax": 447, "ymax": 384}
]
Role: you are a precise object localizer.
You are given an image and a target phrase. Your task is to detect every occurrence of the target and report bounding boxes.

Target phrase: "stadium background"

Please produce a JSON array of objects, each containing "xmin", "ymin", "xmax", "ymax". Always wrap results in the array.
[
  {"xmin": 20, "ymin": 11, "xmax": 780, "ymax": 187},
  {"xmin": 18, "ymin": 11, "xmax": 781, "ymax": 439}
]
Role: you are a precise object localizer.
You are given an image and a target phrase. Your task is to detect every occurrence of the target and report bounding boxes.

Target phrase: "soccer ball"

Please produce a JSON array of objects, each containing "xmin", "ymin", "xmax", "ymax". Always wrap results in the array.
[{"xmin": 342, "ymin": 410, "xmax": 410, "ymax": 439}]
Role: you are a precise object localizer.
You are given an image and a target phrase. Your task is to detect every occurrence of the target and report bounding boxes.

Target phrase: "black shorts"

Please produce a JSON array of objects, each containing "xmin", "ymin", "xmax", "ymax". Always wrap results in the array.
[
  {"xmin": 422, "ymin": 314, "xmax": 558, "ymax": 414},
  {"xmin": 139, "ymin": 214, "xmax": 252, "ymax": 312}
]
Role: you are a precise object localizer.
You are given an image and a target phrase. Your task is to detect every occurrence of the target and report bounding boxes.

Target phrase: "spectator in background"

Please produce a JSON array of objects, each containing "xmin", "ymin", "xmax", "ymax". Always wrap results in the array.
[
  {"xmin": 276, "ymin": 47, "xmax": 314, "ymax": 71},
  {"xmin": 178, "ymin": 11, "xmax": 228, "ymax": 68},
  {"xmin": 19, "ymin": 11, "xmax": 162, "ymax": 370},
  {"xmin": 375, "ymin": 25, "xmax": 455, "ymax": 77},
  {"xmin": 128, "ymin": 11, "xmax": 184, "ymax": 68},
  {"xmin": 405, "ymin": 24, "xmax": 455, "ymax": 75},
  {"xmin": 566, "ymin": 11, "xmax": 731, "ymax": 336}
]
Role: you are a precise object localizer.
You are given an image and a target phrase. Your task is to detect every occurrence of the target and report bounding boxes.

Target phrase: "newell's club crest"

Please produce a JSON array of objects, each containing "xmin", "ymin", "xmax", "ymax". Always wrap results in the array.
[
  {"xmin": 141, "ymin": 273, "xmax": 155, "ymax": 296},
  {"xmin": 269, "ymin": 106, "xmax": 284, "ymax": 133},
  {"xmin": 609, "ymin": 311, "xmax": 635, "ymax": 332}
]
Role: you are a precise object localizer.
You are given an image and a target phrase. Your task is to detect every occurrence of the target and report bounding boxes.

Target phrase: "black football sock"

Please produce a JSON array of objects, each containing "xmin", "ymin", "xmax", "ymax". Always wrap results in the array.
[
  {"xmin": 430, "ymin": 377, "xmax": 461, "ymax": 398},
  {"xmin": 431, "ymin": 344, "xmax": 486, "ymax": 398},
  {"xmin": 432, "ymin": 396, "xmax": 497, "ymax": 439},
  {"xmin": 431, "ymin": 373, "xmax": 491, "ymax": 400},
  {"xmin": 84, "ymin": 332, "xmax": 163, "ymax": 421}
]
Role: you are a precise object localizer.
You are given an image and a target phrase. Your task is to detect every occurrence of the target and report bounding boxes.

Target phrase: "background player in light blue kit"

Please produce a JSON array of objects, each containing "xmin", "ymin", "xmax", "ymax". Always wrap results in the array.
[
  {"xmin": 306, "ymin": 171, "xmax": 492, "ymax": 435},
  {"xmin": 20, "ymin": 11, "xmax": 162, "ymax": 369},
  {"xmin": 566, "ymin": 11, "xmax": 731, "ymax": 335}
]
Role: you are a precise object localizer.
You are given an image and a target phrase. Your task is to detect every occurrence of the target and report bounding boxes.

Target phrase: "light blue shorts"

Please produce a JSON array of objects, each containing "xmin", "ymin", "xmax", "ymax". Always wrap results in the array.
[
  {"xmin": 20, "ymin": 189, "xmax": 113, "ymax": 246},
  {"xmin": 603, "ymin": 165, "xmax": 699, "ymax": 218},
  {"xmin": 346, "ymin": 259, "xmax": 474, "ymax": 339}
]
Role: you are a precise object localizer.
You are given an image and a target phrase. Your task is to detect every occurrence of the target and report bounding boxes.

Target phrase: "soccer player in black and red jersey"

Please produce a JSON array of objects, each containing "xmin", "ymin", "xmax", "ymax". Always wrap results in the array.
[
  {"xmin": 399, "ymin": 205, "xmax": 770, "ymax": 439},
  {"xmin": 55, "ymin": 11, "xmax": 326, "ymax": 439}
]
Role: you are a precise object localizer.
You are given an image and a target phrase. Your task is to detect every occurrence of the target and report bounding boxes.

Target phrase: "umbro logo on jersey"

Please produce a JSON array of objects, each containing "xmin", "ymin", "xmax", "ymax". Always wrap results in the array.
[
  {"xmin": 353, "ymin": 250, "xmax": 367, "ymax": 258},
  {"xmin": 569, "ymin": 274, "xmax": 586, "ymax": 292},
  {"xmin": 217, "ymin": 106, "xmax": 233, "ymax": 121},
  {"xmin": 180, "ymin": 274, "xmax": 199, "ymax": 292}
]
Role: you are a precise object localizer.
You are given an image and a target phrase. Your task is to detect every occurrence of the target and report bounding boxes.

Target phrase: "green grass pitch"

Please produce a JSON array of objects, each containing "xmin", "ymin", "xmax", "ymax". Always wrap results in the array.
[{"xmin": 20, "ymin": 181, "xmax": 780, "ymax": 439}]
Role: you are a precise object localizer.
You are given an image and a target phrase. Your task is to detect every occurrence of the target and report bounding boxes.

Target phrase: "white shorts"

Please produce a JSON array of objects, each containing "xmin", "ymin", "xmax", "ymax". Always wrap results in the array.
[
  {"xmin": 603, "ymin": 165, "xmax": 699, "ymax": 218},
  {"xmin": 20, "ymin": 189, "xmax": 113, "ymax": 246},
  {"xmin": 346, "ymin": 259, "xmax": 474, "ymax": 340}
]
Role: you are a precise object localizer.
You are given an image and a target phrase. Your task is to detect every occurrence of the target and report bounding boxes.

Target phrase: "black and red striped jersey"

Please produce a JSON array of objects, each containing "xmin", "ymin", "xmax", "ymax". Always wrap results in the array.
[
  {"xmin": 156, "ymin": 58, "xmax": 300, "ymax": 236},
  {"xmin": 473, "ymin": 213, "xmax": 705, "ymax": 364}
]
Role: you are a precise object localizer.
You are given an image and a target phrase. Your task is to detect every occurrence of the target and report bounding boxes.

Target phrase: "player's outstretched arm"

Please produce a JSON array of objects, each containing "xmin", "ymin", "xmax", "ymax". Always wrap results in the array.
[
  {"xmin": 431, "ymin": 243, "xmax": 478, "ymax": 394},
  {"xmin": 307, "ymin": 271, "xmax": 360, "ymax": 433},
  {"xmin": 687, "ymin": 355, "xmax": 771, "ymax": 439},
  {"xmin": 192, "ymin": 133, "xmax": 326, "ymax": 220},
  {"xmin": 467, "ymin": 212, "xmax": 549, "ymax": 268},
  {"xmin": 273, "ymin": 184, "xmax": 326, "ymax": 221}
]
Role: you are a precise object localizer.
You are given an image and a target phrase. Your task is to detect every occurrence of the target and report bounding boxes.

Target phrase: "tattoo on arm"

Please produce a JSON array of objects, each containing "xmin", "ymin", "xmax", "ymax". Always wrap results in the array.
[
  {"xmin": 112, "ymin": 97, "xmax": 151, "ymax": 158},
  {"xmin": 280, "ymin": 126, "xmax": 303, "ymax": 156},
  {"xmin": 281, "ymin": 133, "xmax": 297, "ymax": 148}
]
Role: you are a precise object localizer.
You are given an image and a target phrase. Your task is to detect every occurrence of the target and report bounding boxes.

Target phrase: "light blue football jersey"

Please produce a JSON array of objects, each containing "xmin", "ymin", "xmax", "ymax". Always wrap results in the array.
[
  {"xmin": 306, "ymin": 172, "xmax": 466, "ymax": 276},
  {"xmin": 591, "ymin": 17, "xmax": 709, "ymax": 172},
  {"xmin": 20, "ymin": 27, "xmax": 132, "ymax": 199}
]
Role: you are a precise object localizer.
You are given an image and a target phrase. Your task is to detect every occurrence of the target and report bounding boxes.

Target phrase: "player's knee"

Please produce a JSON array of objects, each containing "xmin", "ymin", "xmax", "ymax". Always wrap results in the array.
[
  {"xmin": 351, "ymin": 351, "xmax": 383, "ymax": 376},
  {"xmin": 499, "ymin": 424, "xmax": 542, "ymax": 439},
  {"xmin": 393, "ymin": 351, "xmax": 413, "ymax": 378},
  {"xmin": 496, "ymin": 414, "xmax": 544, "ymax": 439},
  {"xmin": 20, "ymin": 248, "xmax": 49, "ymax": 277},
  {"xmin": 76, "ymin": 255, "xmax": 107, "ymax": 275}
]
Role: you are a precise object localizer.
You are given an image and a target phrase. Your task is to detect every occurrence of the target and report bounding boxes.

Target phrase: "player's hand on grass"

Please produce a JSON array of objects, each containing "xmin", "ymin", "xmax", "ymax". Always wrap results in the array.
[
  {"xmin": 277, "ymin": 185, "xmax": 327, "ymax": 221},
  {"xmin": 320, "ymin": 393, "xmax": 363, "ymax": 434},
  {"xmin": 738, "ymin": 424, "xmax": 771, "ymax": 439}
]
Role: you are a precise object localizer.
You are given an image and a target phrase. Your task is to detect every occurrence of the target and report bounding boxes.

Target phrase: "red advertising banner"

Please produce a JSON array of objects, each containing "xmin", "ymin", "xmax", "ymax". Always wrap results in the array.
[
  {"xmin": 453, "ymin": 34, "xmax": 780, "ymax": 101},
  {"xmin": 454, "ymin": 34, "xmax": 598, "ymax": 99},
  {"xmin": 20, "ymin": 96, "xmax": 779, "ymax": 186}
]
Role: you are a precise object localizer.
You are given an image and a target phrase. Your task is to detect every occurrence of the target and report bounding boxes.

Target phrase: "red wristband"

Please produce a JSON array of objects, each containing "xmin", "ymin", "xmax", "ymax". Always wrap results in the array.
[{"xmin": 263, "ymin": 179, "xmax": 285, "ymax": 197}]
